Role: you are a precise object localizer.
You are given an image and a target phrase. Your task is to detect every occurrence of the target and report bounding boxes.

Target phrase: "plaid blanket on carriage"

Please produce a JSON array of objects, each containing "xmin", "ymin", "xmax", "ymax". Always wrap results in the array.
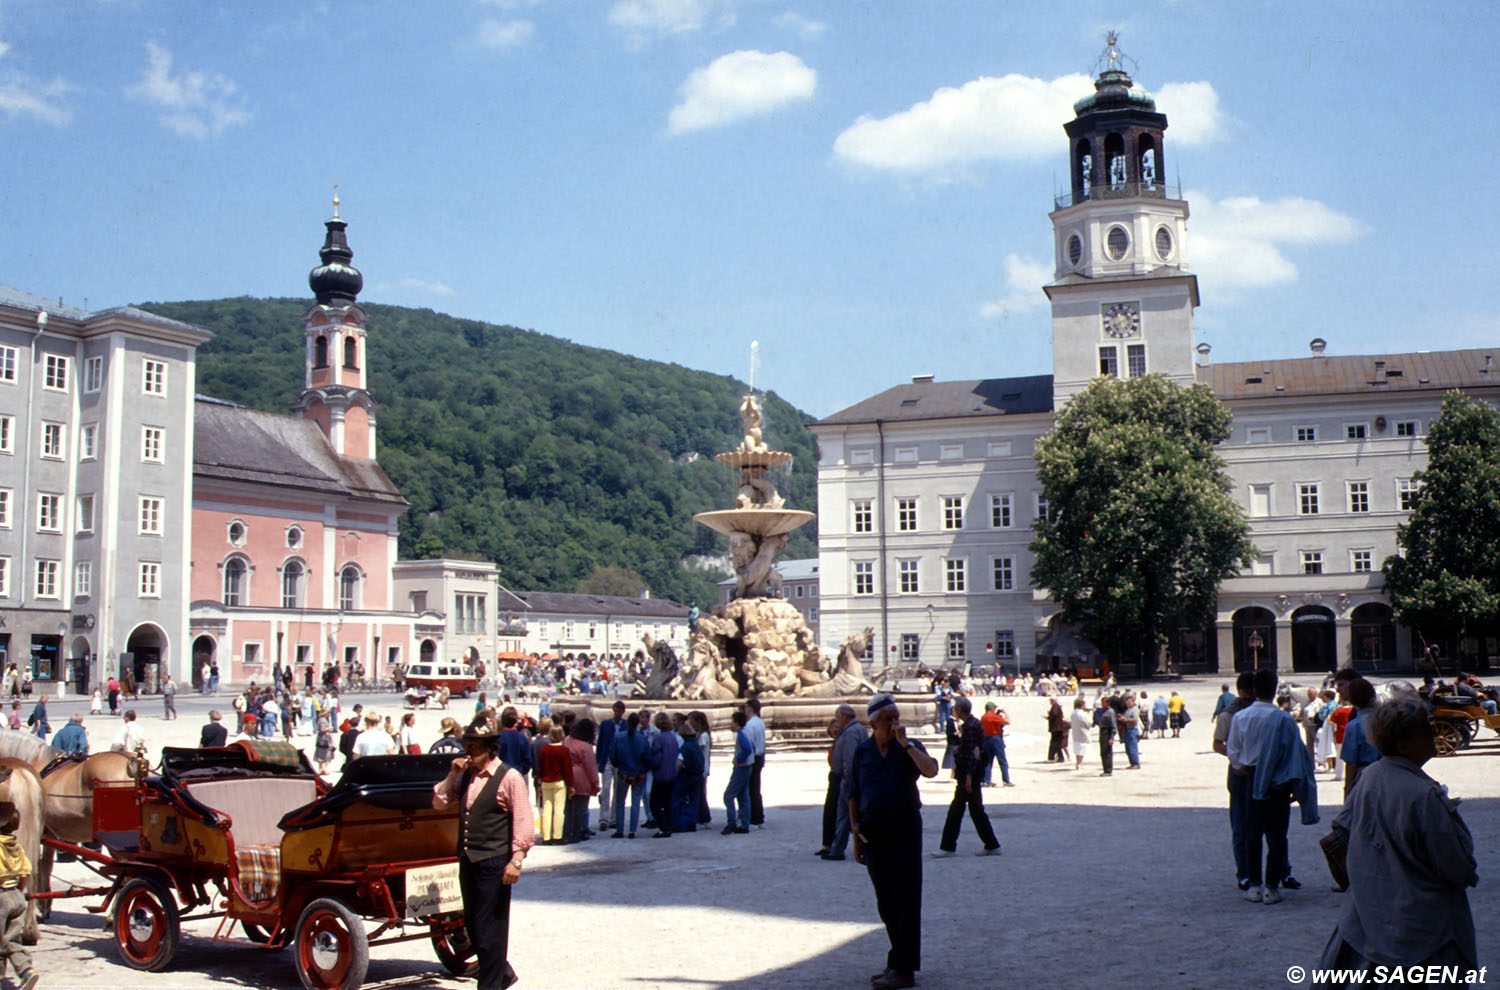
[
  {"xmin": 235, "ymin": 843, "xmax": 281, "ymax": 904},
  {"xmin": 231, "ymin": 739, "xmax": 303, "ymax": 770}
]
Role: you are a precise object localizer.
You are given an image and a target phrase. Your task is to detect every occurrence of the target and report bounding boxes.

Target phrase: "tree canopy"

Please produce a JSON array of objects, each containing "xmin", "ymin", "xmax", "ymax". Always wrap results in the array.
[
  {"xmin": 140, "ymin": 297, "xmax": 819, "ymax": 609},
  {"xmin": 1029, "ymin": 375, "xmax": 1255, "ymax": 673},
  {"xmin": 1383, "ymin": 391, "xmax": 1500, "ymax": 645}
]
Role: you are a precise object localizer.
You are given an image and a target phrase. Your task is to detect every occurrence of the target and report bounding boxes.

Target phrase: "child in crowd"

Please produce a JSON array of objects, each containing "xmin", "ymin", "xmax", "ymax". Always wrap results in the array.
[{"xmin": 0, "ymin": 800, "xmax": 37, "ymax": 990}]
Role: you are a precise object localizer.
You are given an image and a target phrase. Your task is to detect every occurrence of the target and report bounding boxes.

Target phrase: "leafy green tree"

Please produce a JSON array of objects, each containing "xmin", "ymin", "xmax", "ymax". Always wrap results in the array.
[
  {"xmin": 1029, "ymin": 375, "xmax": 1255, "ymax": 674},
  {"xmin": 1383, "ymin": 391, "xmax": 1500, "ymax": 650}
]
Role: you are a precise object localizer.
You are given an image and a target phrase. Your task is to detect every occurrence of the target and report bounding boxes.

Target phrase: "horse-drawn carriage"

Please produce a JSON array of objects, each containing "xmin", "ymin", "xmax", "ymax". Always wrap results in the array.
[
  {"xmin": 42, "ymin": 741, "xmax": 475, "ymax": 990},
  {"xmin": 1429, "ymin": 696, "xmax": 1500, "ymax": 756}
]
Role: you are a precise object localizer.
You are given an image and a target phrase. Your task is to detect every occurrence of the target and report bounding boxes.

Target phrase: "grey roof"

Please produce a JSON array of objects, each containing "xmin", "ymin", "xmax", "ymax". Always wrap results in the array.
[
  {"xmin": 193, "ymin": 398, "xmax": 405, "ymax": 506},
  {"xmin": 814, "ymin": 374, "xmax": 1053, "ymax": 426},
  {"xmin": 0, "ymin": 286, "xmax": 92, "ymax": 320},
  {"xmin": 0, "ymin": 287, "xmax": 212, "ymax": 338},
  {"xmin": 1202, "ymin": 347, "xmax": 1500, "ymax": 400},
  {"xmin": 507, "ymin": 590, "xmax": 689, "ymax": 619}
]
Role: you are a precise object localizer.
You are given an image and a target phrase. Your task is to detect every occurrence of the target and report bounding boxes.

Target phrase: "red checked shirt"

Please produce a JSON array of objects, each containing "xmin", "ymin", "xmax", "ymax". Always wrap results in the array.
[{"xmin": 432, "ymin": 756, "xmax": 536, "ymax": 857}]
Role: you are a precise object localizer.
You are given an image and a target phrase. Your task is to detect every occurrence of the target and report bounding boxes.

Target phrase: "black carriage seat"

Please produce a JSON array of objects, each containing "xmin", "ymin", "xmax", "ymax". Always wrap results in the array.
[{"xmin": 184, "ymin": 777, "xmax": 320, "ymax": 903}]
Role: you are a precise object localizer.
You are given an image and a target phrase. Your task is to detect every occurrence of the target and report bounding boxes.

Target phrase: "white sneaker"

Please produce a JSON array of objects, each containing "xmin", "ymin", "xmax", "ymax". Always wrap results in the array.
[
  {"xmin": 1244, "ymin": 886, "xmax": 1263, "ymax": 902},
  {"xmin": 1261, "ymin": 886, "xmax": 1283, "ymax": 904}
]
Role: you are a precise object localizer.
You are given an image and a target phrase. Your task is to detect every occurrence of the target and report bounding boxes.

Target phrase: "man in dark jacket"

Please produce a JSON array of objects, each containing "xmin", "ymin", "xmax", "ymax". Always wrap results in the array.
[
  {"xmin": 199, "ymin": 710, "xmax": 228, "ymax": 748},
  {"xmin": 932, "ymin": 697, "xmax": 1001, "ymax": 857}
]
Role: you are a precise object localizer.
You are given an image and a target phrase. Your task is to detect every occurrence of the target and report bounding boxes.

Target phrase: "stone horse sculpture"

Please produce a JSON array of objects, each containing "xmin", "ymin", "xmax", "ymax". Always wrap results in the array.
[{"xmin": 798, "ymin": 628, "xmax": 880, "ymax": 698}]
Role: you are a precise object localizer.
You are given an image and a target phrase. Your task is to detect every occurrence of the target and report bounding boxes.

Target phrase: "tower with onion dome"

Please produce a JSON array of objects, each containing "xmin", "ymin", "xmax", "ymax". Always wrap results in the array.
[{"xmin": 293, "ymin": 190, "xmax": 379, "ymax": 458}]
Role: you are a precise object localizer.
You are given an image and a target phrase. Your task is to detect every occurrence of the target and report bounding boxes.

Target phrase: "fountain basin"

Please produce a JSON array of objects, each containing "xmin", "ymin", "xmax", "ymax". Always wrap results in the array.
[{"xmin": 693, "ymin": 508, "xmax": 815, "ymax": 538}]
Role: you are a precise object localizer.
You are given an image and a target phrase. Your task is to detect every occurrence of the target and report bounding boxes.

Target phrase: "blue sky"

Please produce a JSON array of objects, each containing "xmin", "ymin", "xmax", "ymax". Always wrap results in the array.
[{"xmin": 1, "ymin": 1, "xmax": 1497, "ymax": 417}]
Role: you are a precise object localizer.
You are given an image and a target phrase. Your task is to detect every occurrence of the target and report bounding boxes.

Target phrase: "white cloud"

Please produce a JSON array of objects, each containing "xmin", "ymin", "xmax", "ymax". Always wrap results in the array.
[
  {"xmin": 668, "ymin": 49, "xmax": 815, "ymax": 134},
  {"xmin": 834, "ymin": 73, "xmax": 1092, "ymax": 173},
  {"xmin": 1188, "ymin": 191, "xmax": 1367, "ymax": 294},
  {"xmin": 774, "ymin": 11, "xmax": 827, "ymax": 38},
  {"xmin": 834, "ymin": 73, "xmax": 1228, "ymax": 176},
  {"xmin": 1155, "ymin": 81, "xmax": 1223, "ymax": 145},
  {"xmin": 610, "ymin": 0, "xmax": 733, "ymax": 46},
  {"xmin": 0, "ymin": 42, "xmax": 74, "ymax": 126},
  {"xmin": 128, "ymin": 41, "xmax": 250, "ymax": 139},
  {"xmin": 477, "ymin": 18, "xmax": 535, "ymax": 50},
  {"xmin": 980, "ymin": 254, "xmax": 1052, "ymax": 319}
]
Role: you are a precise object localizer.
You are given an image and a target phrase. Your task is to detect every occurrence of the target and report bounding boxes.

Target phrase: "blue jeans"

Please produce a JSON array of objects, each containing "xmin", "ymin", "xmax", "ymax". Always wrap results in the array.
[
  {"xmin": 1227, "ymin": 768, "xmax": 1251, "ymax": 883},
  {"xmin": 1122, "ymin": 728, "xmax": 1140, "ymax": 767},
  {"xmin": 828, "ymin": 778, "xmax": 852, "ymax": 855},
  {"xmin": 981, "ymin": 735, "xmax": 1011, "ymax": 784},
  {"xmin": 612, "ymin": 772, "xmax": 644, "ymax": 834},
  {"xmin": 724, "ymin": 765, "xmax": 751, "ymax": 828}
]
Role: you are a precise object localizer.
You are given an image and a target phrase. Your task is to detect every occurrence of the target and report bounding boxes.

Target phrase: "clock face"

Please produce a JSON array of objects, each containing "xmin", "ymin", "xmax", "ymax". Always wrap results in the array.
[{"xmin": 1102, "ymin": 302, "xmax": 1140, "ymax": 338}]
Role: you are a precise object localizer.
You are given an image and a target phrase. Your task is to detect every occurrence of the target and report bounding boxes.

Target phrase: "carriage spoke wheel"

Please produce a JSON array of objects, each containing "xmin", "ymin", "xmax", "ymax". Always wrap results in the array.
[
  {"xmin": 112, "ymin": 876, "xmax": 179, "ymax": 971},
  {"xmin": 1433, "ymin": 720, "xmax": 1465, "ymax": 757},
  {"xmin": 294, "ymin": 898, "xmax": 369, "ymax": 990},
  {"xmin": 430, "ymin": 920, "xmax": 479, "ymax": 978}
]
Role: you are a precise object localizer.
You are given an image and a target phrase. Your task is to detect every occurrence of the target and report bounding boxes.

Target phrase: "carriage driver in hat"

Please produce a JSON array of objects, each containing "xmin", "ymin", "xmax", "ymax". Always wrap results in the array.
[{"xmin": 433, "ymin": 717, "xmax": 535, "ymax": 990}]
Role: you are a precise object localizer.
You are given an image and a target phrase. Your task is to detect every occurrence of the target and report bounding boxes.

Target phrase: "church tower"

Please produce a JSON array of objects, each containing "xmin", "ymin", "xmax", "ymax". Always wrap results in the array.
[
  {"xmin": 294, "ymin": 194, "xmax": 378, "ymax": 459},
  {"xmin": 1045, "ymin": 35, "xmax": 1199, "ymax": 407}
]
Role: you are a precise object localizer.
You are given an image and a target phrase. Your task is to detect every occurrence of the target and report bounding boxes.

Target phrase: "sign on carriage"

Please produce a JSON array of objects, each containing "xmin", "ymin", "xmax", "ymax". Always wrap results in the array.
[{"xmin": 405, "ymin": 862, "xmax": 463, "ymax": 919}]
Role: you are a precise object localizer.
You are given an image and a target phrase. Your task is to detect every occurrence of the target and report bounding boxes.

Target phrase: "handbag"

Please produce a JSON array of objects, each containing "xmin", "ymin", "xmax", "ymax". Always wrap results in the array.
[
  {"xmin": 406, "ymin": 743, "xmax": 421, "ymax": 755},
  {"xmin": 1319, "ymin": 829, "xmax": 1349, "ymax": 891}
]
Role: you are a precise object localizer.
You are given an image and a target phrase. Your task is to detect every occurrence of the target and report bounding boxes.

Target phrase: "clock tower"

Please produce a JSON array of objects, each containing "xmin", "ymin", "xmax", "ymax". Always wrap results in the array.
[{"xmin": 1044, "ymin": 36, "xmax": 1199, "ymax": 406}]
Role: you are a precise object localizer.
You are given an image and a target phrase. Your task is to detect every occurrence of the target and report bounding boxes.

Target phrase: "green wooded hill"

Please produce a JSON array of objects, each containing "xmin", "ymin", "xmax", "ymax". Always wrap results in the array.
[{"xmin": 140, "ymin": 298, "xmax": 819, "ymax": 608}]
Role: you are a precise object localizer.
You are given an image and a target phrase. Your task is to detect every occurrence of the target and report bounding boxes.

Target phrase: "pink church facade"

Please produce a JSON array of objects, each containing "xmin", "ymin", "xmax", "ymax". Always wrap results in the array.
[{"xmin": 187, "ymin": 212, "xmax": 444, "ymax": 689}]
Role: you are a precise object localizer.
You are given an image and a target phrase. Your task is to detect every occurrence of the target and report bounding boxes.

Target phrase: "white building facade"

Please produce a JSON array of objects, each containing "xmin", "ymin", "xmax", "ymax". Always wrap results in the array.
[{"xmin": 813, "ymin": 51, "xmax": 1500, "ymax": 676}]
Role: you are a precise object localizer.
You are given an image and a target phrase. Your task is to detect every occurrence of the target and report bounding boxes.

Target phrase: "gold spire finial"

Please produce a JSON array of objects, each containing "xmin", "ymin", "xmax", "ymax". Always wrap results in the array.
[{"xmin": 332, "ymin": 183, "xmax": 340, "ymax": 219}]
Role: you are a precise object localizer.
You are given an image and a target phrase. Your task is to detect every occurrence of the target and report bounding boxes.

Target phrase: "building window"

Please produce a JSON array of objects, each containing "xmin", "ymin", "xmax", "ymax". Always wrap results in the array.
[
  {"xmin": 34, "ymin": 559, "xmax": 59, "ymax": 598},
  {"xmin": 944, "ymin": 558, "xmax": 966, "ymax": 592},
  {"xmin": 80, "ymin": 424, "xmax": 97, "ymax": 460},
  {"xmin": 1250, "ymin": 554, "xmax": 1274, "ymax": 576},
  {"xmin": 809, "ymin": 583, "xmax": 817, "ymax": 598},
  {"xmin": 994, "ymin": 630, "xmax": 1015, "ymax": 659},
  {"xmin": 141, "ymin": 426, "xmax": 164, "ymax": 463},
  {"xmin": 1248, "ymin": 484, "xmax": 1271, "ymax": 518},
  {"xmin": 84, "ymin": 356, "xmax": 103, "ymax": 393},
  {"xmin": 340, "ymin": 566, "xmax": 361, "ymax": 611},
  {"xmin": 0, "ymin": 415, "xmax": 11, "ymax": 453},
  {"xmin": 589, "ymin": 621, "xmax": 598, "ymax": 638},
  {"xmin": 1395, "ymin": 420, "xmax": 1419, "ymax": 437},
  {"xmin": 1300, "ymin": 551, "xmax": 1323, "ymax": 576},
  {"xmin": 37, "ymin": 493, "xmax": 61, "ymax": 532},
  {"xmin": 1126, "ymin": 344, "xmax": 1147, "ymax": 378},
  {"xmin": 942, "ymin": 496, "xmax": 963, "ymax": 530},
  {"xmin": 990, "ymin": 493, "xmax": 1012, "ymax": 529},
  {"xmin": 138, "ymin": 496, "xmax": 163, "ymax": 535},
  {"xmin": 899, "ymin": 634, "xmax": 919, "ymax": 662},
  {"xmin": 1345, "ymin": 423, "xmax": 1368, "ymax": 440},
  {"xmin": 1297, "ymin": 483, "xmax": 1320, "ymax": 516},
  {"xmin": 244, "ymin": 642, "xmax": 262, "ymax": 667},
  {"xmin": 286, "ymin": 526, "xmax": 303, "ymax": 549},
  {"xmin": 808, "ymin": 606, "xmax": 817, "ymax": 622},
  {"xmin": 946, "ymin": 632, "xmax": 966, "ymax": 661},
  {"xmin": 139, "ymin": 561, "xmax": 161, "ymax": 597},
  {"xmin": 343, "ymin": 336, "xmax": 359, "ymax": 369},
  {"xmin": 223, "ymin": 557, "xmax": 247, "ymax": 606},
  {"xmin": 0, "ymin": 489, "xmax": 9, "ymax": 528},
  {"xmin": 1035, "ymin": 493, "xmax": 1052, "ymax": 523},
  {"xmin": 992, "ymin": 556, "xmax": 1014, "ymax": 591},
  {"xmin": 1098, "ymin": 346, "xmax": 1118, "ymax": 378},
  {"xmin": 314, "ymin": 336, "xmax": 329, "ymax": 369},
  {"xmin": 1351, "ymin": 549, "xmax": 1373, "ymax": 573},
  {"xmin": 0, "ymin": 557, "xmax": 8, "ymax": 597},
  {"xmin": 898, "ymin": 559, "xmax": 919, "ymax": 593},
  {"xmin": 896, "ymin": 498, "xmax": 917, "ymax": 532},
  {"xmin": 76, "ymin": 493, "xmax": 94, "ymax": 533},
  {"xmin": 1397, "ymin": 478, "xmax": 1418, "ymax": 511},
  {"xmin": 41, "ymin": 422, "xmax": 63, "ymax": 459},
  {"xmin": 853, "ymin": 561, "xmax": 874, "ymax": 595},
  {"xmin": 851, "ymin": 499, "xmax": 873, "ymax": 534},
  {"xmin": 43, "ymin": 354, "xmax": 68, "ymax": 391},
  {"xmin": 0, "ymin": 346, "xmax": 14, "ymax": 383},
  {"xmin": 1295, "ymin": 425, "xmax": 1318, "ymax": 443},
  {"xmin": 74, "ymin": 560, "xmax": 91, "ymax": 599},
  {"xmin": 795, "ymin": 585, "xmax": 804, "ymax": 598},
  {"xmin": 282, "ymin": 561, "xmax": 305, "ymax": 608},
  {"xmin": 1347, "ymin": 481, "xmax": 1369, "ymax": 514},
  {"xmin": 538, "ymin": 620, "xmax": 549, "ymax": 638},
  {"xmin": 142, "ymin": 359, "xmax": 167, "ymax": 395},
  {"xmin": 563, "ymin": 620, "xmax": 574, "ymax": 640},
  {"xmin": 228, "ymin": 520, "xmax": 246, "ymax": 546}
]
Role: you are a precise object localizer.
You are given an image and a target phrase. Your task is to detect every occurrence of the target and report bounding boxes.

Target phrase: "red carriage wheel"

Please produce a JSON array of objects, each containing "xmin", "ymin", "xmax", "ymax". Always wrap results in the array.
[
  {"xmin": 112, "ymin": 876, "xmax": 180, "ymax": 971},
  {"xmin": 293, "ymin": 897, "xmax": 369, "ymax": 990}
]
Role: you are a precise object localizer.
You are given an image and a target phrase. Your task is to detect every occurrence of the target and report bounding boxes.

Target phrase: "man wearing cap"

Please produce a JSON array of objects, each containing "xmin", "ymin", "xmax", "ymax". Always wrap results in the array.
[
  {"xmin": 849, "ymin": 694, "xmax": 939, "ymax": 990},
  {"xmin": 433, "ymin": 719, "xmax": 535, "ymax": 990}
]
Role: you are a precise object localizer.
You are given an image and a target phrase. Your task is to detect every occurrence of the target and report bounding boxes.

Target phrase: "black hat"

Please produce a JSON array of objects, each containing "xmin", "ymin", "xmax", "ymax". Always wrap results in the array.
[{"xmin": 461, "ymin": 718, "xmax": 499, "ymax": 747}]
